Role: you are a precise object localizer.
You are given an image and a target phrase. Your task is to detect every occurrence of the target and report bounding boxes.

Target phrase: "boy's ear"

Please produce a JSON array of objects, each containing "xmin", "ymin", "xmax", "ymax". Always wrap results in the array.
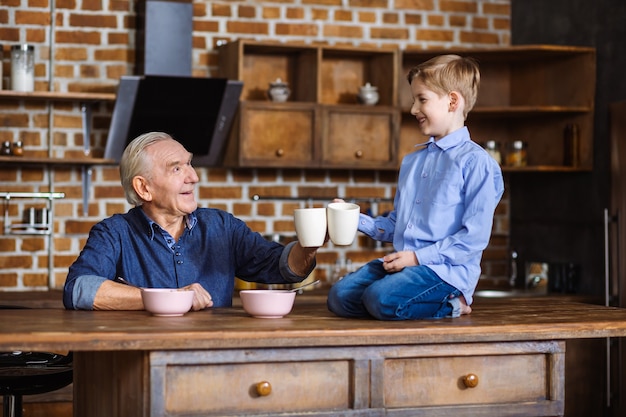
[{"xmin": 449, "ymin": 91, "xmax": 460, "ymax": 112}]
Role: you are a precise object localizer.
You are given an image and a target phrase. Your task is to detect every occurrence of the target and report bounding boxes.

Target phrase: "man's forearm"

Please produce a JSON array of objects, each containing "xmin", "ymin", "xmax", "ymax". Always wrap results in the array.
[
  {"xmin": 287, "ymin": 242, "xmax": 318, "ymax": 277},
  {"xmin": 93, "ymin": 280, "xmax": 145, "ymax": 310}
]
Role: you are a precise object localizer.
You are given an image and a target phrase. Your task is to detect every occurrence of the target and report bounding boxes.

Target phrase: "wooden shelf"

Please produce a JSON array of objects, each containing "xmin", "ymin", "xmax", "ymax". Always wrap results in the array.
[
  {"xmin": 501, "ymin": 165, "xmax": 592, "ymax": 173},
  {"xmin": 400, "ymin": 45, "xmax": 596, "ymax": 170},
  {"xmin": 0, "ymin": 90, "xmax": 116, "ymax": 102},
  {"xmin": 0, "ymin": 156, "xmax": 116, "ymax": 167}
]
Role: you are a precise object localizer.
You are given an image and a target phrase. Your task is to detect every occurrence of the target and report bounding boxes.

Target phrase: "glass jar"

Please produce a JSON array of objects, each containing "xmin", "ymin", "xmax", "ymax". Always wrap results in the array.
[
  {"xmin": 484, "ymin": 140, "xmax": 501, "ymax": 164},
  {"xmin": 12, "ymin": 140, "xmax": 23, "ymax": 156},
  {"xmin": 506, "ymin": 140, "xmax": 527, "ymax": 167},
  {"xmin": 1, "ymin": 141, "xmax": 12, "ymax": 156},
  {"xmin": 11, "ymin": 44, "xmax": 35, "ymax": 92}
]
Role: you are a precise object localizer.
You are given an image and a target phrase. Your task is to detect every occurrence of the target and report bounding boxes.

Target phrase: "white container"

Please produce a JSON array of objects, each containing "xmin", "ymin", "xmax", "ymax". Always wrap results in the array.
[
  {"xmin": 11, "ymin": 44, "xmax": 35, "ymax": 92},
  {"xmin": 293, "ymin": 207, "xmax": 327, "ymax": 247},
  {"xmin": 327, "ymin": 202, "xmax": 360, "ymax": 246},
  {"xmin": 267, "ymin": 78, "xmax": 290, "ymax": 102},
  {"xmin": 358, "ymin": 82, "xmax": 379, "ymax": 105}
]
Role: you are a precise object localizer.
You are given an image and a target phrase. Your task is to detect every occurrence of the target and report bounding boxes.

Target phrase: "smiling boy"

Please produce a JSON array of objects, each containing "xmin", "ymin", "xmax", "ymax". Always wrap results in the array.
[{"xmin": 327, "ymin": 55, "xmax": 505, "ymax": 320}]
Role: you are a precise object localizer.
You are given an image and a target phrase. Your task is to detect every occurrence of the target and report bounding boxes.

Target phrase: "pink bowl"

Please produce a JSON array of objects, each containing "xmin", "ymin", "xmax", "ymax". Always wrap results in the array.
[
  {"xmin": 239, "ymin": 290, "xmax": 296, "ymax": 318},
  {"xmin": 141, "ymin": 288, "xmax": 194, "ymax": 317}
]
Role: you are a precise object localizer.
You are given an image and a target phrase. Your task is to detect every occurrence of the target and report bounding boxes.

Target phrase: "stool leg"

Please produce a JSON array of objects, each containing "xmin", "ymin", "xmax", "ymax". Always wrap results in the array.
[{"xmin": 3, "ymin": 394, "xmax": 22, "ymax": 417}]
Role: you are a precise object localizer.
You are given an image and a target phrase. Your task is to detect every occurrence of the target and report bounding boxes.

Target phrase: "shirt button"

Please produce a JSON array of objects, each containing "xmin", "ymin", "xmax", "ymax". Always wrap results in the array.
[
  {"xmin": 416, "ymin": 200, "xmax": 421, "ymax": 204},
  {"xmin": 408, "ymin": 223, "xmax": 413, "ymax": 229},
  {"xmin": 175, "ymin": 252, "xmax": 181, "ymax": 256},
  {"xmin": 177, "ymin": 260, "xmax": 183, "ymax": 264},
  {"xmin": 422, "ymin": 172, "xmax": 428, "ymax": 178}
]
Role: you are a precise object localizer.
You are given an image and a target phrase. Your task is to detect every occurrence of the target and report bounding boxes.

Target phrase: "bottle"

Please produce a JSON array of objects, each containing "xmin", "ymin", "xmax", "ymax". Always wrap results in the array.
[
  {"xmin": 11, "ymin": 44, "xmax": 35, "ymax": 92},
  {"xmin": 509, "ymin": 250, "xmax": 518, "ymax": 288},
  {"xmin": 0, "ymin": 44, "xmax": 3, "ymax": 90},
  {"xmin": 563, "ymin": 123, "xmax": 580, "ymax": 167}
]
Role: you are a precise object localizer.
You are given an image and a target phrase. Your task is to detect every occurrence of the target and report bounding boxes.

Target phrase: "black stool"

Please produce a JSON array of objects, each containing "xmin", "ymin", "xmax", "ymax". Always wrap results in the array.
[{"xmin": 0, "ymin": 351, "xmax": 73, "ymax": 417}]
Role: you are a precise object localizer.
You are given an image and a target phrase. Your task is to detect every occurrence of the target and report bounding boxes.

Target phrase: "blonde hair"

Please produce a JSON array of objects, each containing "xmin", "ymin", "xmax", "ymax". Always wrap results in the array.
[
  {"xmin": 120, "ymin": 132, "xmax": 173, "ymax": 206},
  {"xmin": 407, "ymin": 54, "xmax": 480, "ymax": 119}
]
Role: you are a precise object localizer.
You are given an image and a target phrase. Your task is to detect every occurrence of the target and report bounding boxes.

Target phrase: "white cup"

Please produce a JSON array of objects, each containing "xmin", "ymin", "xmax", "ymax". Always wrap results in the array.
[
  {"xmin": 327, "ymin": 202, "xmax": 360, "ymax": 246},
  {"xmin": 294, "ymin": 208, "xmax": 327, "ymax": 247}
]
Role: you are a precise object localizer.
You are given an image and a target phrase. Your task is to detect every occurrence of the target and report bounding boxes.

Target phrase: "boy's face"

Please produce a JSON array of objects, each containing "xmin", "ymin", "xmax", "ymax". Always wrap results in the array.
[{"xmin": 409, "ymin": 78, "xmax": 462, "ymax": 140}]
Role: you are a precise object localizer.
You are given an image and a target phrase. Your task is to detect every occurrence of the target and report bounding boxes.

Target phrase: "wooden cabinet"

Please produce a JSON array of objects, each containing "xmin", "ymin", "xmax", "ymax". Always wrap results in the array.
[
  {"xmin": 220, "ymin": 43, "xmax": 595, "ymax": 172},
  {"xmin": 77, "ymin": 341, "xmax": 564, "ymax": 417},
  {"xmin": 218, "ymin": 40, "xmax": 399, "ymax": 169},
  {"xmin": 400, "ymin": 46, "xmax": 596, "ymax": 172}
]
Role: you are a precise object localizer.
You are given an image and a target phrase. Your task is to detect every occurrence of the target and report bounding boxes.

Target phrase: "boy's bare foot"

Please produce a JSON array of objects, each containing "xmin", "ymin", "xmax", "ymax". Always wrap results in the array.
[{"xmin": 459, "ymin": 296, "xmax": 472, "ymax": 315}]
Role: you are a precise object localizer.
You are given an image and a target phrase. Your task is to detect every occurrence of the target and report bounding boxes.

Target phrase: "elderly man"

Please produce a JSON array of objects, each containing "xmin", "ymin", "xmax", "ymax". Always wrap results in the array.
[{"xmin": 64, "ymin": 132, "xmax": 319, "ymax": 311}]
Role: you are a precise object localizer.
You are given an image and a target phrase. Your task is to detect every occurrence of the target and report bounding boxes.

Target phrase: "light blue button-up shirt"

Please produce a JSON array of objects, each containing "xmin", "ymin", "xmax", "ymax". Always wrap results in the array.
[{"xmin": 358, "ymin": 127, "xmax": 504, "ymax": 305}]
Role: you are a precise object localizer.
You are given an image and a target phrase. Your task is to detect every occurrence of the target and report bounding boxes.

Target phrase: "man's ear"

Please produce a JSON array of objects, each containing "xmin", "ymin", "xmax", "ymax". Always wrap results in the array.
[{"xmin": 132, "ymin": 176, "xmax": 152, "ymax": 202}]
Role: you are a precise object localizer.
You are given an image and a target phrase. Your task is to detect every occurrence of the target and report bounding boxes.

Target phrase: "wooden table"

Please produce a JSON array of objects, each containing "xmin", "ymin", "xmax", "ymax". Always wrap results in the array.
[{"xmin": 2, "ymin": 295, "xmax": 626, "ymax": 417}]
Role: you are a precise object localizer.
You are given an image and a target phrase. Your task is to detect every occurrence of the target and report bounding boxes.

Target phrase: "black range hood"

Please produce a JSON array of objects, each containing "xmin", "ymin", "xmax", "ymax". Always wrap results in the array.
[
  {"xmin": 104, "ymin": 75, "xmax": 242, "ymax": 166},
  {"xmin": 104, "ymin": 0, "xmax": 242, "ymax": 167}
]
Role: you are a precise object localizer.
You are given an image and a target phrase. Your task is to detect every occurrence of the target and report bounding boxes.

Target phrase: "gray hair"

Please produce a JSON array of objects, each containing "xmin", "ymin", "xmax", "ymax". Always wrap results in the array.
[{"xmin": 120, "ymin": 132, "xmax": 173, "ymax": 206}]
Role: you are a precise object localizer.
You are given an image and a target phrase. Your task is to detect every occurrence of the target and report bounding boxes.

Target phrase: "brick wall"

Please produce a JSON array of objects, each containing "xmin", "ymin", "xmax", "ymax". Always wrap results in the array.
[{"xmin": 0, "ymin": 0, "xmax": 511, "ymax": 291}]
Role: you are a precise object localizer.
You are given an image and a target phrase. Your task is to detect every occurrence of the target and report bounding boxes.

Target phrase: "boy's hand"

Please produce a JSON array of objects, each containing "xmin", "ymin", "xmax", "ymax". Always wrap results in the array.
[{"xmin": 382, "ymin": 251, "xmax": 418, "ymax": 272}]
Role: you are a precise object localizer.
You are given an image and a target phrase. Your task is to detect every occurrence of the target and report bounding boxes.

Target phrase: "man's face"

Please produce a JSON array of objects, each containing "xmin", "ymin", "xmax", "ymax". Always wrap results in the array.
[{"xmin": 141, "ymin": 139, "xmax": 199, "ymax": 218}]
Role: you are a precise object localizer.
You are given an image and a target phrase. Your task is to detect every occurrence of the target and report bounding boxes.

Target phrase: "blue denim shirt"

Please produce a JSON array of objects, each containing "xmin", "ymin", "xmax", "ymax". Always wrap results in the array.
[
  {"xmin": 357, "ymin": 127, "xmax": 504, "ymax": 305},
  {"xmin": 63, "ymin": 207, "xmax": 310, "ymax": 310}
]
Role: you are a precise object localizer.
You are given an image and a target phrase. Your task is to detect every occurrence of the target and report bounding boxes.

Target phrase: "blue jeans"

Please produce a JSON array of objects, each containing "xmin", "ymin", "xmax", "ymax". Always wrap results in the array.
[{"xmin": 327, "ymin": 260, "xmax": 462, "ymax": 320}]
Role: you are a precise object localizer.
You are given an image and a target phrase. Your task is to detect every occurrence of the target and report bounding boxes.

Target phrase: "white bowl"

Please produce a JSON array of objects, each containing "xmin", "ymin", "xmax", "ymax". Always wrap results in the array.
[
  {"xmin": 239, "ymin": 290, "xmax": 296, "ymax": 318},
  {"xmin": 141, "ymin": 288, "xmax": 194, "ymax": 317}
]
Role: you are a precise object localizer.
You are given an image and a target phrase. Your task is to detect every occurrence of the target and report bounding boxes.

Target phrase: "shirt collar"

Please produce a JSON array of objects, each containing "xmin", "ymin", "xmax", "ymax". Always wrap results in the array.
[
  {"xmin": 414, "ymin": 126, "xmax": 470, "ymax": 151},
  {"xmin": 139, "ymin": 209, "xmax": 198, "ymax": 240}
]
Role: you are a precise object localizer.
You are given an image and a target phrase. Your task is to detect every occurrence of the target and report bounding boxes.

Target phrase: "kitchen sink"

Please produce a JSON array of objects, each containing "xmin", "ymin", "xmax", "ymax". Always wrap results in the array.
[{"xmin": 474, "ymin": 289, "xmax": 546, "ymax": 298}]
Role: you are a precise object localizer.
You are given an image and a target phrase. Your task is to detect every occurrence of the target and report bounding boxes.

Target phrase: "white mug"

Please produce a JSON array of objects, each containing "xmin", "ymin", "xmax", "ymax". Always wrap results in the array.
[
  {"xmin": 294, "ymin": 208, "xmax": 327, "ymax": 247},
  {"xmin": 327, "ymin": 202, "xmax": 360, "ymax": 246}
]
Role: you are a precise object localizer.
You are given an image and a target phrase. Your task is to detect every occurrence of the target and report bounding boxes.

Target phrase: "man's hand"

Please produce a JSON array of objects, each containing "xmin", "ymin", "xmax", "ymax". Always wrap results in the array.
[{"xmin": 181, "ymin": 282, "xmax": 214, "ymax": 310}]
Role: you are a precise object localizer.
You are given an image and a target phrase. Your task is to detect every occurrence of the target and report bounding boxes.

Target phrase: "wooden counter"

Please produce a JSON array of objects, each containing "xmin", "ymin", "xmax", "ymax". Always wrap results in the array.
[
  {"xmin": 2, "ymin": 295, "xmax": 626, "ymax": 417},
  {"xmin": 1, "ymin": 295, "xmax": 625, "ymax": 351}
]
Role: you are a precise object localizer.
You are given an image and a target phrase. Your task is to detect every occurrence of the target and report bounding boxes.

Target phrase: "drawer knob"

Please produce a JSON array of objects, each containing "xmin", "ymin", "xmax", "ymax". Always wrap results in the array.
[
  {"xmin": 275, "ymin": 149, "xmax": 284, "ymax": 157},
  {"xmin": 256, "ymin": 381, "xmax": 272, "ymax": 396},
  {"xmin": 463, "ymin": 373, "xmax": 479, "ymax": 388},
  {"xmin": 355, "ymin": 150, "xmax": 363, "ymax": 158}
]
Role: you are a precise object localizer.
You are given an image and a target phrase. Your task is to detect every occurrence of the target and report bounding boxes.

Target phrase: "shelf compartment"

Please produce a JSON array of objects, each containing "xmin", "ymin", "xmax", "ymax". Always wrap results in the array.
[
  {"xmin": 399, "ymin": 111, "xmax": 593, "ymax": 171},
  {"xmin": 320, "ymin": 46, "xmax": 398, "ymax": 106},
  {"xmin": 400, "ymin": 45, "xmax": 595, "ymax": 109},
  {"xmin": 218, "ymin": 40, "xmax": 318, "ymax": 103}
]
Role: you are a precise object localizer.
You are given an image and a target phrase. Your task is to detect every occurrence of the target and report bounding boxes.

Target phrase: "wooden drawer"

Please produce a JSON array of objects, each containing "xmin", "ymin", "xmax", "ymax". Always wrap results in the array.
[
  {"xmin": 378, "ymin": 341, "xmax": 565, "ymax": 416},
  {"xmin": 153, "ymin": 356, "xmax": 351, "ymax": 416},
  {"xmin": 237, "ymin": 101, "xmax": 319, "ymax": 168},
  {"xmin": 322, "ymin": 105, "xmax": 399, "ymax": 169},
  {"xmin": 384, "ymin": 353, "xmax": 548, "ymax": 407}
]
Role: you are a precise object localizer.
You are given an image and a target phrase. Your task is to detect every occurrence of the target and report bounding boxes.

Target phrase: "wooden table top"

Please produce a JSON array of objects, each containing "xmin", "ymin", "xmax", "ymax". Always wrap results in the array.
[{"xmin": 1, "ymin": 293, "xmax": 626, "ymax": 352}]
